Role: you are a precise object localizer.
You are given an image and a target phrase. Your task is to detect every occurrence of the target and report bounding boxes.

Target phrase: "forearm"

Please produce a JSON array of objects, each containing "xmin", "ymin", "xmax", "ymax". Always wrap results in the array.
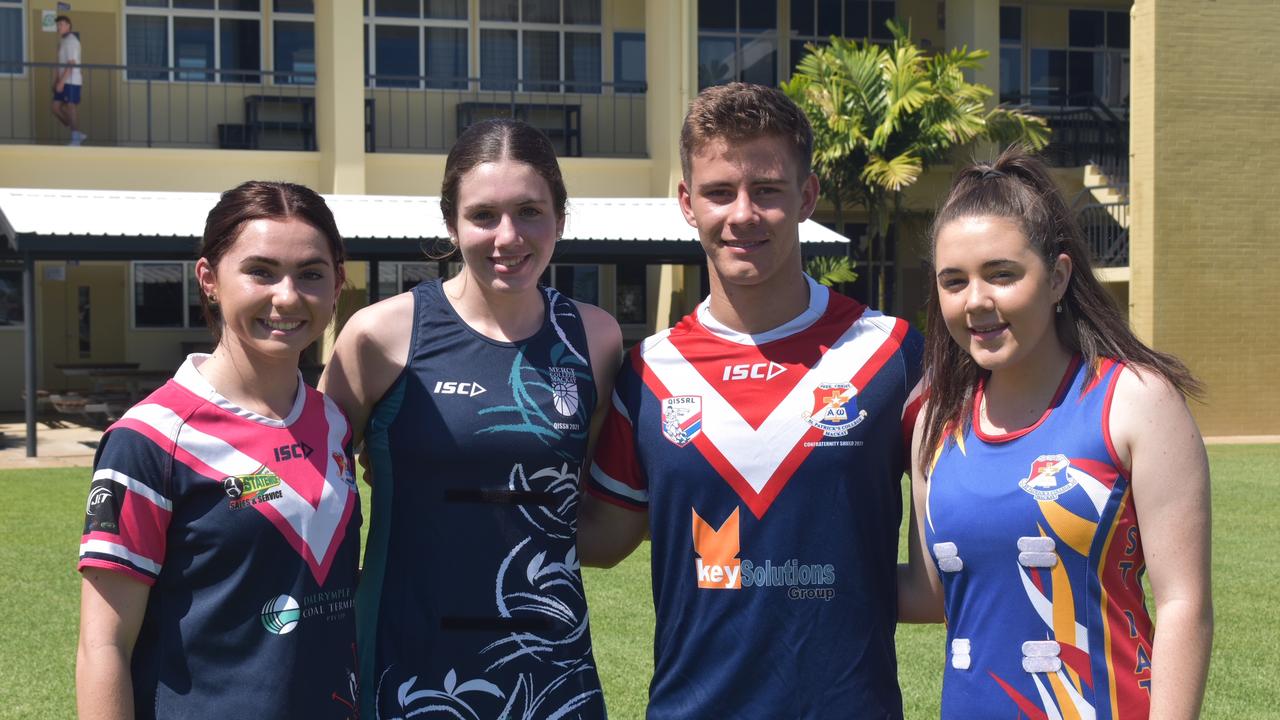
[
  {"xmin": 896, "ymin": 562, "xmax": 944, "ymax": 623},
  {"xmin": 1148, "ymin": 598, "xmax": 1213, "ymax": 719},
  {"xmin": 76, "ymin": 644, "xmax": 135, "ymax": 720},
  {"xmin": 577, "ymin": 494, "xmax": 646, "ymax": 568}
]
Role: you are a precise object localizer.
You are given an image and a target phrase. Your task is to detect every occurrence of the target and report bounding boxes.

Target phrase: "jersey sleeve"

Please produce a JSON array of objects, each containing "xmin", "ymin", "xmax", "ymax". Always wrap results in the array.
[
  {"xmin": 586, "ymin": 352, "xmax": 649, "ymax": 512},
  {"xmin": 78, "ymin": 428, "xmax": 175, "ymax": 585}
]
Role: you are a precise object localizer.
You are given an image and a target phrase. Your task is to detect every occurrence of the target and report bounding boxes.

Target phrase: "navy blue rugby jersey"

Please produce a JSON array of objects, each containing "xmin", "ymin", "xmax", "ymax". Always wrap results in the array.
[
  {"xmin": 78, "ymin": 355, "xmax": 362, "ymax": 720},
  {"xmin": 589, "ymin": 277, "xmax": 924, "ymax": 719},
  {"xmin": 357, "ymin": 279, "xmax": 605, "ymax": 719}
]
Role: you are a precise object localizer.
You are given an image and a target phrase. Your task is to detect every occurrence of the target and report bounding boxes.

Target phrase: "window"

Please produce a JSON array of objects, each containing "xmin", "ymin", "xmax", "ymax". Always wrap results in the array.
[
  {"xmin": 842, "ymin": 223, "xmax": 896, "ymax": 313},
  {"xmin": 273, "ymin": 0, "xmax": 314, "ymax": 84},
  {"xmin": 613, "ymin": 32, "xmax": 644, "ymax": 93},
  {"xmin": 0, "ymin": 267, "xmax": 23, "ymax": 327},
  {"xmin": 365, "ymin": 0, "xmax": 468, "ymax": 88},
  {"xmin": 0, "ymin": 1, "xmax": 23, "ymax": 76},
  {"xmin": 125, "ymin": 0, "xmax": 263, "ymax": 82},
  {"xmin": 479, "ymin": 0, "xmax": 602, "ymax": 92},
  {"xmin": 698, "ymin": 0, "xmax": 777, "ymax": 90},
  {"xmin": 541, "ymin": 264, "xmax": 600, "ymax": 305},
  {"xmin": 999, "ymin": 5, "xmax": 1021, "ymax": 103},
  {"xmin": 375, "ymin": 261, "xmax": 440, "ymax": 298},
  {"xmin": 614, "ymin": 263, "xmax": 646, "ymax": 325},
  {"xmin": 133, "ymin": 262, "xmax": 203, "ymax": 328},
  {"xmin": 788, "ymin": 0, "xmax": 895, "ymax": 78},
  {"xmin": 1015, "ymin": 7, "xmax": 1129, "ymax": 107}
]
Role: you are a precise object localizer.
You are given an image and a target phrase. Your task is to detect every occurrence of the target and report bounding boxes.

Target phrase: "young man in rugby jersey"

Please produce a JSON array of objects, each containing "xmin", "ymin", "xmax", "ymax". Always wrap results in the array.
[{"xmin": 579, "ymin": 82, "xmax": 923, "ymax": 719}]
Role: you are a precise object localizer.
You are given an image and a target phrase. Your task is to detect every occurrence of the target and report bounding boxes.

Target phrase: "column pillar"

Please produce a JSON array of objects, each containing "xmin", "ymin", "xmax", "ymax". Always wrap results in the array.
[{"xmin": 315, "ymin": 0, "xmax": 366, "ymax": 194}]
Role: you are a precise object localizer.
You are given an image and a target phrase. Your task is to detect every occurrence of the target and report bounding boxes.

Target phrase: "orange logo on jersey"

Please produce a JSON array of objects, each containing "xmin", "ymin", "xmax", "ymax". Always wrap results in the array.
[{"xmin": 693, "ymin": 508, "xmax": 741, "ymax": 589}]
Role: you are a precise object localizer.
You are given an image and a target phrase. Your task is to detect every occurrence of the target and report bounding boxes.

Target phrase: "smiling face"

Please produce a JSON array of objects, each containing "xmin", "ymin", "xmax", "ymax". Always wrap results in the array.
[
  {"xmin": 196, "ymin": 217, "xmax": 343, "ymax": 363},
  {"xmin": 451, "ymin": 158, "xmax": 563, "ymax": 296},
  {"xmin": 678, "ymin": 134, "xmax": 818, "ymax": 294},
  {"xmin": 933, "ymin": 215, "xmax": 1072, "ymax": 374}
]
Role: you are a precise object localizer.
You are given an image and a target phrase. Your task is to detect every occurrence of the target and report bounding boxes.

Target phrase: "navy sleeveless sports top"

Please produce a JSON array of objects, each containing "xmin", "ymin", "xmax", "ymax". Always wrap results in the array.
[{"xmin": 357, "ymin": 278, "xmax": 605, "ymax": 719}]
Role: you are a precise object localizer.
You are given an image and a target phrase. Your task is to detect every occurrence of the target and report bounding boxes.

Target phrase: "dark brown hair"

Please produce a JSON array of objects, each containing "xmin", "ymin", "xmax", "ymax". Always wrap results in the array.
[
  {"xmin": 919, "ymin": 147, "xmax": 1201, "ymax": 468},
  {"xmin": 440, "ymin": 118, "xmax": 567, "ymax": 237},
  {"xmin": 199, "ymin": 180, "xmax": 345, "ymax": 342},
  {"xmin": 55, "ymin": 15, "xmax": 71, "ymax": 26},
  {"xmin": 679, "ymin": 82, "xmax": 814, "ymax": 182}
]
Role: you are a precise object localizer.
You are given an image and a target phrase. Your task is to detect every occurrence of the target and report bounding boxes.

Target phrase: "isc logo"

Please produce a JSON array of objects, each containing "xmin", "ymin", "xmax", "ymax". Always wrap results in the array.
[
  {"xmin": 433, "ymin": 380, "xmax": 487, "ymax": 397},
  {"xmin": 721, "ymin": 361, "xmax": 786, "ymax": 382}
]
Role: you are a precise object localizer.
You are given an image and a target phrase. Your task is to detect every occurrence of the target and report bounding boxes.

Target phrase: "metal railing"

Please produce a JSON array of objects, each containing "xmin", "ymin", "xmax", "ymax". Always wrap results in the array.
[
  {"xmin": 1, "ymin": 62, "xmax": 649, "ymax": 157},
  {"xmin": 364, "ymin": 75, "xmax": 647, "ymax": 157},
  {"xmin": 1004, "ymin": 93, "xmax": 1129, "ymax": 184},
  {"xmin": 1076, "ymin": 200, "xmax": 1130, "ymax": 268},
  {"xmin": 1, "ymin": 61, "xmax": 319, "ymax": 149}
]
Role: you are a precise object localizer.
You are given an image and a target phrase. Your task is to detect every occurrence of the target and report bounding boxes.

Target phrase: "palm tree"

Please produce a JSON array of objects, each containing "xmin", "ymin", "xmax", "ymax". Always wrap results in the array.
[{"xmin": 782, "ymin": 20, "xmax": 1050, "ymax": 308}]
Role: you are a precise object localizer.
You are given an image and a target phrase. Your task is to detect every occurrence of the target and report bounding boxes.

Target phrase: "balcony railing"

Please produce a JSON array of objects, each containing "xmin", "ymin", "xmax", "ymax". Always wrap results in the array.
[
  {"xmin": 365, "ymin": 75, "xmax": 647, "ymax": 158},
  {"xmin": 1005, "ymin": 93, "xmax": 1129, "ymax": 184},
  {"xmin": 1076, "ymin": 199, "xmax": 1130, "ymax": 268},
  {"xmin": 1, "ymin": 61, "xmax": 319, "ymax": 149},
  {"xmin": 0, "ymin": 62, "xmax": 648, "ymax": 158}
]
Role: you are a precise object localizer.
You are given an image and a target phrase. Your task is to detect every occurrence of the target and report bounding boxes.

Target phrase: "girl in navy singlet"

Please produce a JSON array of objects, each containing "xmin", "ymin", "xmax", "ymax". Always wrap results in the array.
[
  {"xmin": 898, "ymin": 148, "xmax": 1212, "ymax": 719},
  {"xmin": 322, "ymin": 120, "xmax": 622, "ymax": 719},
  {"xmin": 76, "ymin": 182, "xmax": 361, "ymax": 720}
]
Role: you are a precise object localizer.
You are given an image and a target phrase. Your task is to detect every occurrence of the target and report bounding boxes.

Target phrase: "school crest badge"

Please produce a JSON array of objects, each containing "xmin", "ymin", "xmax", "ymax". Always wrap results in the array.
[
  {"xmin": 802, "ymin": 382, "xmax": 867, "ymax": 437},
  {"xmin": 661, "ymin": 395, "xmax": 703, "ymax": 447},
  {"xmin": 1018, "ymin": 454, "xmax": 1078, "ymax": 501},
  {"xmin": 549, "ymin": 366, "xmax": 580, "ymax": 417}
]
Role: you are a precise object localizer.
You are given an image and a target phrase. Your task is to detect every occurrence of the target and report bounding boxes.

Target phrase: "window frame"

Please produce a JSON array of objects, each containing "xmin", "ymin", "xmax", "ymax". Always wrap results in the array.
[
  {"xmin": 0, "ymin": 264, "xmax": 25, "ymax": 329},
  {"xmin": 697, "ymin": 0, "xmax": 780, "ymax": 91},
  {"xmin": 544, "ymin": 263, "xmax": 602, "ymax": 306},
  {"xmin": 364, "ymin": 0, "xmax": 470, "ymax": 90},
  {"xmin": 1009, "ymin": 5, "xmax": 1130, "ymax": 108},
  {"xmin": 478, "ymin": 0, "xmax": 603, "ymax": 94},
  {"xmin": 271, "ymin": 1, "xmax": 315, "ymax": 85},
  {"xmin": 131, "ymin": 261, "xmax": 203, "ymax": 330},
  {"xmin": 612, "ymin": 30, "xmax": 645, "ymax": 94},
  {"xmin": 0, "ymin": 0, "xmax": 26, "ymax": 78},
  {"xmin": 785, "ymin": 0, "xmax": 896, "ymax": 82},
  {"xmin": 123, "ymin": 0, "xmax": 267, "ymax": 84}
]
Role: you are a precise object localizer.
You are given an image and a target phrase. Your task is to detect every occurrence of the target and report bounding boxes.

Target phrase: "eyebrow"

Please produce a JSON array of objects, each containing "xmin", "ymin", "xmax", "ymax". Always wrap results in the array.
[
  {"xmin": 240, "ymin": 255, "xmax": 331, "ymax": 268},
  {"xmin": 936, "ymin": 259, "xmax": 1021, "ymax": 276},
  {"xmin": 464, "ymin": 197, "xmax": 549, "ymax": 209}
]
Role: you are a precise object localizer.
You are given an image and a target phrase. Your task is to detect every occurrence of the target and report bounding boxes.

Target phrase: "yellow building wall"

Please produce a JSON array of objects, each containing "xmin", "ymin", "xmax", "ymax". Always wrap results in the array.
[
  {"xmin": 0, "ymin": 145, "xmax": 323, "ymax": 190},
  {"xmin": 1129, "ymin": 0, "xmax": 1280, "ymax": 436}
]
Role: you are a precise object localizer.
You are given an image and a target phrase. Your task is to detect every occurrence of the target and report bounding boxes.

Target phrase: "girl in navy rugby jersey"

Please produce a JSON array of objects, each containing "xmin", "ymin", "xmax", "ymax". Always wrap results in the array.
[
  {"xmin": 898, "ymin": 148, "xmax": 1212, "ymax": 719},
  {"xmin": 76, "ymin": 182, "xmax": 361, "ymax": 719}
]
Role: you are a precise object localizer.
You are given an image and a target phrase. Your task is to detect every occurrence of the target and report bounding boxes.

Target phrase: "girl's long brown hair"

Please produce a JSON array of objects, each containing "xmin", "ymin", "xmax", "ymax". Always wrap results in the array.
[{"xmin": 918, "ymin": 147, "xmax": 1201, "ymax": 470}]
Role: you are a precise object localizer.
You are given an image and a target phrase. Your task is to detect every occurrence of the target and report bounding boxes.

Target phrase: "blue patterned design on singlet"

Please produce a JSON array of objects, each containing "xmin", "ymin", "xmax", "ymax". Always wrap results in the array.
[
  {"xmin": 357, "ymin": 279, "xmax": 605, "ymax": 720},
  {"xmin": 924, "ymin": 357, "xmax": 1152, "ymax": 719}
]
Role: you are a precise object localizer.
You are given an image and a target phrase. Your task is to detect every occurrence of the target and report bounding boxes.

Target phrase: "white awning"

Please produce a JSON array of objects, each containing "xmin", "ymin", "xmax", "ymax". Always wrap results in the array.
[{"xmin": 0, "ymin": 188, "xmax": 849, "ymax": 247}]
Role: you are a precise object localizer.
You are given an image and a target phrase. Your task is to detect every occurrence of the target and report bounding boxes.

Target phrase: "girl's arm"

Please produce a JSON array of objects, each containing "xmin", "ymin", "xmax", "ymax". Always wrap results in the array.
[
  {"xmin": 1110, "ymin": 366, "xmax": 1213, "ymax": 719},
  {"xmin": 898, "ymin": 404, "xmax": 946, "ymax": 623},
  {"xmin": 76, "ymin": 568, "xmax": 149, "ymax": 720}
]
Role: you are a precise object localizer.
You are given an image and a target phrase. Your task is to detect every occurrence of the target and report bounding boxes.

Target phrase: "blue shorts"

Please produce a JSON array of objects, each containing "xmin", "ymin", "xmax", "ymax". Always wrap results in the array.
[{"xmin": 53, "ymin": 84, "xmax": 81, "ymax": 104}]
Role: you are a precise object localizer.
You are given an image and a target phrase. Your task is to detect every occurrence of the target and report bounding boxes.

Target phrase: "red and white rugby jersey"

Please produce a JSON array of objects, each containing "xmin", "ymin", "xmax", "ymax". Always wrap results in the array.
[
  {"xmin": 78, "ymin": 355, "xmax": 361, "ymax": 720},
  {"xmin": 588, "ymin": 277, "xmax": 924, "ymax": 719}
]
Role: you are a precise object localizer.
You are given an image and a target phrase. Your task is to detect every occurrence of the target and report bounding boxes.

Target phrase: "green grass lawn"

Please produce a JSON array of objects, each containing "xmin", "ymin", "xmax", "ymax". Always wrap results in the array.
[{"xmin": 2, "ymin": 445, "xmax": 1274, "ymax": 719}]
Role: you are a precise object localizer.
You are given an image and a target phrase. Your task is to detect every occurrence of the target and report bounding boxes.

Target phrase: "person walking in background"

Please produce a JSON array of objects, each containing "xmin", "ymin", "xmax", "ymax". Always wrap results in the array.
[
  {"xmin": 52, "ymin": 15, "xmax": 85, "ymax": 146},
  {"xmin": 76, "ymin": 181, "xmax": 361, "ymax": 720},
  {"xmin": 898, "ymin": 147, "xmax": 1213, "ymax": 718}
]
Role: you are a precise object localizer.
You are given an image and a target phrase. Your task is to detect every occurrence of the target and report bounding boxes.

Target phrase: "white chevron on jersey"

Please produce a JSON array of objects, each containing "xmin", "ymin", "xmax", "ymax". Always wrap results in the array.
[
  {"xmin": 119, "ymin": 402, "xmax": 352, "ymax": 575},
  {"xmin": 643, "ymin": 311, "xmax": 901, "ymax": 496}
]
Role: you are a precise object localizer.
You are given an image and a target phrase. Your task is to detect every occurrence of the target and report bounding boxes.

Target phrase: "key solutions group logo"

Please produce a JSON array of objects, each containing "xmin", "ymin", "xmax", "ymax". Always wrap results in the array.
[{"xmin": 691, "ymin": 507, "xmax": 836, "ymax": 600}]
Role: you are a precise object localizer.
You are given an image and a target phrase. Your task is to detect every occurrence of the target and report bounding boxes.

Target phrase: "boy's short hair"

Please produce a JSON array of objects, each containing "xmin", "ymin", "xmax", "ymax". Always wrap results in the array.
[
  {"xmin": 55, "ymin": 15, "xmax": 71, "ymax": 26},
  {"xmin": 679, "ymin": 82, "xmax": 814, "ymax": 182}
]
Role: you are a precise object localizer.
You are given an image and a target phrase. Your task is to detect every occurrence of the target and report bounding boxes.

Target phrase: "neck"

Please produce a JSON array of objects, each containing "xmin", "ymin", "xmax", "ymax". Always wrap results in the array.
[
  {"xmin": 197, "ymin": 342, "xmax": 301, "ymax": 420},
  {"xmin": 442, "ymin": 273, "xmax": 545, "ymax": 342},
  {"xmin": 705, "ymin": 269, "xmax": 810, "ymax": 336},
  {"xmin": 981, "ymin": 338, "xmax": 1075, "ymax": 431}
]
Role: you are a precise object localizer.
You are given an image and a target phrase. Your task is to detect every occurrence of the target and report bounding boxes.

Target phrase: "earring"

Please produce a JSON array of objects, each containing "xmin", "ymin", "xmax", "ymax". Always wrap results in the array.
[
  {"xmin": 1055, "ymin": 301, "xmax": 1063, "ymax": 314},
  {"xmin": 208, "ymin": 294, "xmax": 218, "ymax": 305}
]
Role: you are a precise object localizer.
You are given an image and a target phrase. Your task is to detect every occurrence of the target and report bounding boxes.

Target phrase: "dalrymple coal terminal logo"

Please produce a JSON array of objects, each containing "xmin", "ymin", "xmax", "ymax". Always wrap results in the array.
[{"xmin": 261, "ymin": 595, "xmax": 301, "ymax": 635}]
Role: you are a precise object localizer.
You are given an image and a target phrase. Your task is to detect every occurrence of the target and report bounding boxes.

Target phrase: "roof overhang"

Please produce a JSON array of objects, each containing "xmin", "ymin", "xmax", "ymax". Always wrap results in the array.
[{"xmin": 0, "ymin": 189, "xmax": 850, "ymax": 262}]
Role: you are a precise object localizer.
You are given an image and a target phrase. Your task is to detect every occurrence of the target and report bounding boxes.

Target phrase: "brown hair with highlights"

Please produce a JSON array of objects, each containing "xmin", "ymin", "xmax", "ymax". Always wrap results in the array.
[
  {"xmin": 679, "ymin": 82, "xmax": 814, "ymax": 182},
  {"xmin": 919, "ymin": 147, "xmax": 1201, "ymax": 469}
]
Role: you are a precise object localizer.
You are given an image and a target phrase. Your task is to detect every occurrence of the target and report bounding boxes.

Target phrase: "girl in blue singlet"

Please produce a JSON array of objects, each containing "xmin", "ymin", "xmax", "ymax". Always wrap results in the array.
[
  {"xmin": 898, "ymin": 148, "xmax": 1212, "ymax": 719},
  {"xmin": 322, "ymin": 120, "xmax": 622, "ymax": 719}
]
